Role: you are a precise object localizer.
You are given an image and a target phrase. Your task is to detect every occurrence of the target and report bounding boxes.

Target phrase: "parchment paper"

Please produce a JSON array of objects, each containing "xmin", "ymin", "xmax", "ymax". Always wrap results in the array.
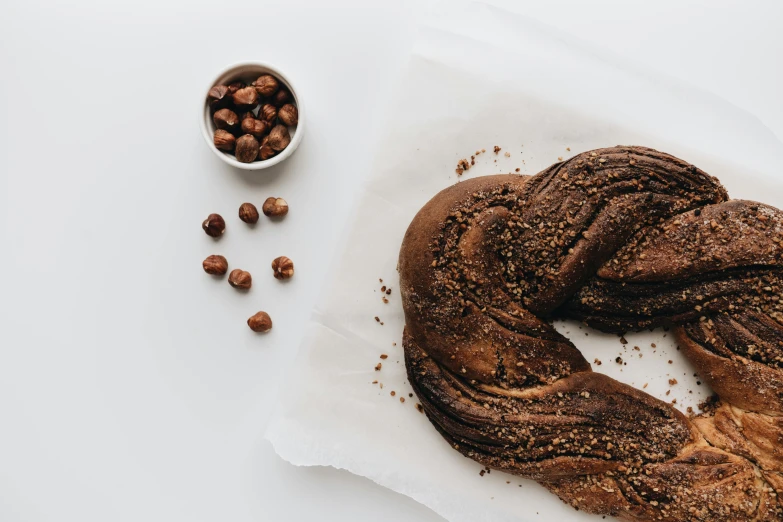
[{"xmin": 266, "ymin": 3, "xmax": 783, "ymax": 521}]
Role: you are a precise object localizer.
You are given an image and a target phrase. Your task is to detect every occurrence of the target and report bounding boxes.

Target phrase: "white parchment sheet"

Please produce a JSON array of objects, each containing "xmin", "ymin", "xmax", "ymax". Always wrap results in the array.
[{"xmin": 267, "ymin": 3, "xmax": 783, "ymax": 521}]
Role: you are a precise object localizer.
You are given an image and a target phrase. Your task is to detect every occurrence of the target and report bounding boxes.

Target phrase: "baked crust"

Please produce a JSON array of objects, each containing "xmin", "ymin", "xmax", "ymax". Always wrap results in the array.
[{"xmin": 400, "ymin": 146, "xmax": 783, "ymax": 521}]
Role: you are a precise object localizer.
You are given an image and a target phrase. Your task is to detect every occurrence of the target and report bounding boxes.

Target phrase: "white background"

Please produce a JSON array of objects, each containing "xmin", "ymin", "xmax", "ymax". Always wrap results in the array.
[{"xmin": 1, "ymin": 1, "xmax": 782, "ymax": 521}]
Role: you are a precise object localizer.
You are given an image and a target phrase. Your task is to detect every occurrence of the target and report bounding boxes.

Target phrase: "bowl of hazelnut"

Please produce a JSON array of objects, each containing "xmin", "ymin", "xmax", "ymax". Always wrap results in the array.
[{"xmin": 201, "ymin": 62, "xmax": 303, "ymax": 170}]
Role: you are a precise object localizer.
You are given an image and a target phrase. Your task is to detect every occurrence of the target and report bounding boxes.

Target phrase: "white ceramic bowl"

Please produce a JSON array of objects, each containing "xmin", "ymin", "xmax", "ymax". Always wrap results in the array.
[{"xmin": 200, "ymin": 62, "xmax": 304, "ymax": 170}]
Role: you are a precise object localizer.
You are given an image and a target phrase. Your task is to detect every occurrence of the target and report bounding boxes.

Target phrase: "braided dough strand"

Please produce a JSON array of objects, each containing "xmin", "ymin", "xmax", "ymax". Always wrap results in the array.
[{"xmin": 399, "ymin": 146, "xmax": 783, "ymax": 521}]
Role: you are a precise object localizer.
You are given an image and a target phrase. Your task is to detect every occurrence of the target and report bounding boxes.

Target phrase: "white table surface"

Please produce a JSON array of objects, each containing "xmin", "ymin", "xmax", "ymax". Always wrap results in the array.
[{"xmin": 2, "ymin": 1, "xmax": 782, "ymax": 521}]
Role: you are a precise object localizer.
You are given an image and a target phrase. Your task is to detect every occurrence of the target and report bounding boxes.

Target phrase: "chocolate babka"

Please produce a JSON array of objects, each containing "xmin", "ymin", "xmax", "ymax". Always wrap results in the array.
[{"xmin": 399, "ymin": 146, "xmax": 783, "ymax": 521}]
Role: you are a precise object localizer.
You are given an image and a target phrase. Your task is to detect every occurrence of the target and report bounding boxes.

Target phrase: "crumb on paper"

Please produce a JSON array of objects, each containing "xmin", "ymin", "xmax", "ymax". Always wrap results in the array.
[
  {"xmin": 666, "ymin": 390, "xmax": 671, "ymax": 396},
  {"xmin": 386, "ymin": 288, "xmax": 391, "ymax": 295},
  {"xmin": 566, "ymin": 147, "xmax": 571, "ymax": 151},
  {"xmin": 381, "ymin": 285, "xmax": 386, "ymax": 292},
  {"xmin": 493, "ymin": 145, "xmax": 501, "ymax": 154},
  {"xmin": 479, "ymin": 470, "xmax": 486, "ymax": 477},
  {"xmin": 619, "ymin": 336, "xmax": 628, "ymax": 344},
  {"xmin": 504, "ymin": 152, "xmax": 511, "ymax": 158},
  {"xmin": 515, "ymin": 168, "xmax": 520, "ymax": 172},
  {"xmin": 380, "ymin": 354, "xmax": 388, "ymax": 360},
  {"xmin": 375, "ymin": 363, "xmax": 382, "ymax": 371},
  {"xmin": 382, "ymin": 297, "xmax": 389, "ymax": 303},
  {"xmin": 557, "ymin": 156, "xmax": 563, "ymax": 161},
  {"xmin": 456, "ymin": 158, "xmax": 471, "ymax": 176},
  {"xmin": 643, "ymin": 383, "xmax": 648, "ymax": 388},
  {"xmin": 372, "ymin": 380, "xmax": 378, "ymax": 384},
  {"xmin": 392, "ymin": 342, "xmax": 397, "ymax": 346},
  {"xmin": 416, "ymin": 403, "xmax": 424, "ymax": 413},
  {"xmin": 400, "ymin": 397, "xmax": 405, "ymax": 403},
  {"xmin": 615, "ymin": 356, "xmax": 623, "ymax": 364},
  {"xmin": 409, "ymin": 393, "xmax": 413, "ymax": 397},
  {"xmin": 593, "ymin": 358, "xmax": 602, "ymax": 366},
  {"xmin": 651, "ymin": 343, "xmax": 657, "ymax": 348},
  {"xmin": 669, "ymin": 378, "xmax": 678, "ymax": 385},
  {"xmin": 390, "ymin": 391, "xmax": 396, "ymax": 397}
]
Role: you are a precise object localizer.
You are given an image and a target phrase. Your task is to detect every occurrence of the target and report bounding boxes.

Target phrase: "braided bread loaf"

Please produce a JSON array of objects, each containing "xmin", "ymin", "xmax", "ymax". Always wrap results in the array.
[{"xmin": 399, "ymin": 146, "xmax": 783, "ymax": 521}]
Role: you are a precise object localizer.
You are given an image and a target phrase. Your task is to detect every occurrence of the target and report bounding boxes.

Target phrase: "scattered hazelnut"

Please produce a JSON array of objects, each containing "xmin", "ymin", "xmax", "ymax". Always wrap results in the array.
[
  {"xmin": 271, "ymin": 256, "xmax": 294, "ymax": 279},
  {"xmin": 247, "ymin": 311, "xmax": 272, "ymax": 332},
  {"xmin": 238, "ymin": 202, "xmax": 259, "ymax": 224},
  {"xmin": 213, "ymin": 108, "xmax": 239, "ymax": 132},
  {"xmin": 228, "ymin": 269, "xmax": 252, "ymax": 289},
  {"xmin": 202, "ymin": 254, "xmax": 228, "ymax": 275},
  {"xmin": 262, "ymin": 197, "xmax": 288, "ymax": 216},
  {"xmin": 253, "ymin": 74, "xmax": 279, "ymax": 97},
  {"xmin": 259, "ymin": 144, "xmax": 276, "ymax": 160},
  {"xmin": 241, "ymin": 118, "xmax": 269, "ymax": 138},
  {"xmin": 207, "ymin": 85, "xmax": 230, "ymax": 109},
  {"xmin": 260, "ymin": 103, "xmax": 277, "ymax": 123},
  {"xmin": 267, "ymin": 125, "xmax": 291, "ymax": 151},
  {"xmin": 213, "ymin": 130, "xmax": 236, "ymax": 152},
  {"xmin": 272, "ymin": 88, "xmax": 291, "ymax": 107},
  {"xmin": 278, "ymin": 104, "xmax": 298, "ymax": 126},
  {"xmin": 202, "ymin": 213, "xmax": 226, "ymax": 237},
  {"xmin": 232, "ymin": 86, "xmax": 260, "ymax": 111},
  {"xmin": 235, "ymin": 135, "xmax": 260, "ymax": 163}
]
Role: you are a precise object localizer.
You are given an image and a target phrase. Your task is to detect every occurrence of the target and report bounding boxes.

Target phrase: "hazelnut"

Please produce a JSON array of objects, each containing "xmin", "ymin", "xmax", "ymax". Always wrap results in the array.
[
  {"xmin": 235, "ymin": 135, "xmax": 260, "ymax": 163},
  {"xmin": 202, "ymin": 213, "xmax": 226, "ymax": 237},
  {"xmin": 260, "ymin": 103, "xmax": 277, "ymax": 123},
  {"xmin": 253, "ymin": 74, "xmax": 279, "ymax": 97},
  {"xmin": 247, "ymin": 311, "xmax": 272, "ymax": 332},
  {"xmin": 272, "ymin": 88, "xmax": 291, "ymax": 107},
  {"xmin": 278, "ymin": 104, "xmax": 298, "ymax": 126},
  {"xmin": 271, "ymin": 256, "xmax": 294, "ymax": 279},
  {"xmin": 239, "ymin": 202, "xmax": 259, "ymax": 224},
  {"xmin": 207, "ymin": 85, "xmax": 230, "ymax": 109},
  {"xmin": 202, "ymin": 254, "xmax": 228, "ymax": 275},
  {"xmin": 213, "ymin": 130, "xmax": 236, "ymax": 152},
  {"xmin": 228, "ymin": 269, "xmax": 252, "ymax": 289},
  {"xmin": 213, "ymin": 108, "xmax": 239, "ymax": 132},
  {"xmin": 262, "ymin": 197, "xmax": 288, "ymax": 216},
  {"xmin": 241, "ymin": 118, "xmax": 269, "ymax": 138},
  {"xmin": 226, "ymin": 81, "xmax": 245, "ymax": 95},
  {"xmin": 232, "ymin": 86, "xmax": 260, "ymax": 111},
  {"xmin": 267, "ymin": 125, "xmax": 291, "ymax": 151},
  {"xmin": 259, "ymin": 144, "xmax": 277, "ymax": 161},
  {"xmin": 238, "ymin": 111, "xmax": 256, "ymax": 122}
]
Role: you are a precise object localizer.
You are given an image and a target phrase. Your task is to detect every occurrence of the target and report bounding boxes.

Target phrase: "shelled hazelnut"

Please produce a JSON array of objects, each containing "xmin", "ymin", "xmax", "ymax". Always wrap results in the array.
[
  {"xmin": 247, "ymin": 311, "xmax": 273, "ymax": 332},
  {"xmin": 267, "ymin": 125, "xmax": 291, "ymax": 151},
  {"xmin": 272, "ymin": 89, "xmax": 291, "ymax": 107},
  {"xmin": 207, "ymin": 85, "xmax": 230, "ymax": 109},
  {"xmin": 202, "ymin": 255, "xmax": 228, "ymax": 275},
  {"xmin": 271, "ymin": 256, "xmax": 294, "ymax": 279},
  {"xmin": 262, "ymin": 197, "xmax": 288, "ymax": 217},
  {"xmin": 232, "ymin": 86, "xmax": 259, "ymax": 111},
  {"xmin": 241, "ymin": 118, "xmax": 269, "ymax": 138},
  {"xmin": 278, "ymin": 104, "xmax": 298, "ymax": 126},
  {"xmin": 260, "ymin": 104, "xmax": 277, "ymax": 123},
  {"xmin": 238, "ymin": 203, "xmax": 259, "ymax": 224},
  {"xmin": 253, "ymin": 74, "xmax": 279, "ymax": 97},
  {"xmin": 213, "ymin": 108, "xmax": 239, "ymax": 132},
  {"xmin": 207, "ymin": 73, "xmax": 298, "ymax": 163},
  {"xmin": 235, "ymin": 135, "xmax": 260, "ymax": 163},
  {"xmin": 213, "ymin": 130, "xmax": 235, "ymax": 152},
  {"xmin": 202, "ymin": 213, "xmax": 226, "ymax": 237},
  {"xmin": 228, "ymin": 269, "xmax": 252, "ymax": 289}
]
